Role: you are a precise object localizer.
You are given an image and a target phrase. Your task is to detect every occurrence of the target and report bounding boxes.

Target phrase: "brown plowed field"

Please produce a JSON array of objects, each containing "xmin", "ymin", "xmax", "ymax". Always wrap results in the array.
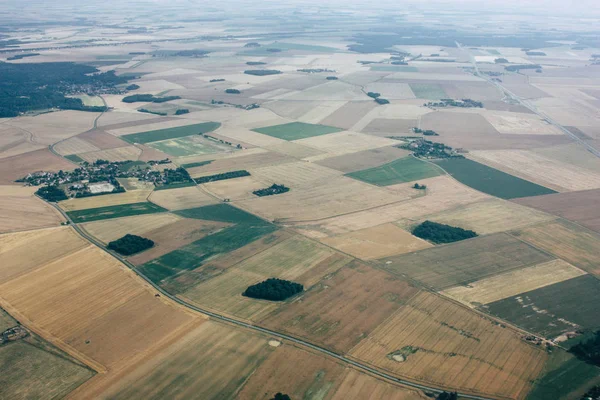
[{"xmin": 0, "ymin": 149, "xmax": 75, "ymax": 184}]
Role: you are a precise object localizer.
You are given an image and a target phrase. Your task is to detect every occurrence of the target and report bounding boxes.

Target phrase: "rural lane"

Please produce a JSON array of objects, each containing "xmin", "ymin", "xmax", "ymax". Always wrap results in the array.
[{"xmin": 44, "ymin": 200, "xmax": 496, "ymax": 400}]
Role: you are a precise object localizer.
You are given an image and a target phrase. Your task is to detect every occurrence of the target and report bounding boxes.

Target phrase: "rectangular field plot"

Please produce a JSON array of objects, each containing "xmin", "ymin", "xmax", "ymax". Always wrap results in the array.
[
  {"xmin": 295, "ymin": 132, "xmax": 399, "ymax": 157},
  {"xmin": 261, "ymin": 263, "xmax": 420, "ymax": 353},
  {"xmin": 442, "ymin": 259, "xmax": 587, "ymax": 307},
  {"xmin": 347, "ymin": 156, "xmax": 443, "ymax": 186},
  {"xmin": 514, "ymin": 188, "xmax": 600, "ymax": 234},
  {"xmin": 252, "ymin": 122, "xmax": 343, "ymax": 141},
  {"xmin": 0, "ymin": 185, "xmax": 65, "ymax": 234},
  {"xmin": 434, "ymin": 158, "xmax": 556, "ymax": 199},
  {"xmin": 100, "ymin": 321, "xmax": 272, "ymax": 400},
  {"xmin": 174, "ymin": 203, "xmax": 266, "ymax": 224},
  {"xmin": 80, "ymin": 213, "xmax": 182, "ymax": 244},
  {"xmin": 380, "ymin": 233, "xmax": 555, "ymax": 289},
  {"xmin": 350, "ymin": 292, "xmax": 547, "ymax": 400},
  {"xmin": 512, "ymin": 220, "xmax": 600, "ymax": 276},
  {"xmin": 148, "ymin": 186, "xmax": 217, "ymax": 210},
  {"xmin": 148, "ymin": 135, "xmax": 235, "ymax": 157},
  {"xmin": 484, "ymin": 275, "xmax": 600, "ymax": 339},
  {"xmin": 120, "ymin": 122, "xmax": 221, "ymax": 144},
  {"xmin": 320, "ymin": 223, "xmax": 432, "ymax": 260},
  {"xmin": 180, "ymin": 236, "xmax": 350, "ymax": 321},
  {"xmin": 67, "ymin": 202, "xmax": 167, "ymax": 223},
  {"xmin": 408, "ymin": 83, "xmax": 447, "ymax": 99},
  {"xmin": 399, "ymin": 198, "xmax": 555, "ymax": 235},
  {"xmin": 315, "ymin": 146, "xmax": 411, "ymax": 173},
  {"xmin": 58, "ymin": 190, "xmax": 153, "ymax": 212},
  {"xmin": 0, "ymin": 339, "xmax": 94, "ymax": 400}
]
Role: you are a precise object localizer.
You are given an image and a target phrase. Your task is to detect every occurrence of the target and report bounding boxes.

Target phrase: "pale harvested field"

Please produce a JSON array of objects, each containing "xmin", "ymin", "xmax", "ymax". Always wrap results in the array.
[
  {"xmin": 175, "ymin": 147, "xmax": 268, "ymax": 168},
  {"xmin": 182, "ymin": 235, "xmax": 350, "ymax": 321},
  {"xmin": 96, "ymin": 113, "xmax": 172, "ymax": 129},
  {"xmin": 237, "ymin": 176, "xmax": 404, "ymax": 222},
  {"xmin": 330, "ymin": 369, "xmax": 426, "ymax": 400},
  {"xmin": 290, "ymin": 176, "xmax": 488, "ymax": 237},
  {"xmin": 296, "ymin": 131, "xmax": 400, "ymax": 158},
  {"xmin": 0, "ymin": 239, "xmax": 199, "ymax": 392},
  {"xmin": 59, "ymin": 190, "xmax": 152, "ymax": 212},
  {"xmin": 203, "ymin": 176, "xmax": 269, "ymax": 201},
  {"xmin": 0, "ymin": 124, "xmax": 45, "ymax": 159},
  {"xmin": 6, "ymin": 111, "xmax": 99, "ymax": 145},
  {"xmin": 350, "ymin": 292, "xmax": 547, "ymax": 399},
  {"xmin": 264, "ymin": 100, "xmax": 331, "ymax": 121},
  {"xmin": 533, "ymin": 142, "xmax": 600, "ymax": 173},
  {"xmin": 351, "ymin": 103, "xmax": 432, "ymax": 133},
  {"xmin": 297, "ymin": 101, "xmax": 349, "ymax": 124},
  {"xmin": 364, "ymin": 82, "xmax": 416, "ymax": 100},
  {"xmin": 0, "ymin": 227, "xmax": 87, "ymax": 285},
  {"xmin": 148, "ymin": 186, "xmax": 217, "ymax": 210},
  {"xmin": 319, "ymin": 101, "xmax": 378, "ymax": 130},
  {"xmin": 0, "ymin": 185, "xmax": 65, "ymax": 233},
  {"xmin": 54, "ymin": 136, "xmax": 101, "ymax": 155},
  {"xmin": 99, "ymin": 321, "xmax": 272, "ymax": 400},
  {"xmin": 189, "ymin": 151, "xmax": 293, "ymax": 178},
  {"xmin": 283, "ymin": 81, "xmax": 366, "ymax": 101},
  {"xmin": 385, "ymin": 72, "xmax": 483, "ymax": 81},
  {"xmin": 80, "ymin": 213, "xmax": 181, "ymax": 244},
  {"xmin": 482, "ymin": 111, "xmax": 564, "ymax": 135},
  {"xmin": 237, "ymin": 345, "xmax": 348, "ymax": 400},
  {"xmin": 514, "ymin": 188, "xmax": 600, "ymax": 233},
  {"xmin": 261, "ymin": 263, "xmax": 420, "ymax": 353},
  {"xmin": 442, "ymin": 259, "xmax": 587, "ymax": 307},
  {"xmin": 0, "ymin": 149, "xmax": 75, "ymax": 184},
  {"xmin": 440, "ymin": 81, "xmax": 504, "ymax": 102},
  {"xmin": 397, "ymin": 198, "xmax": 555, "ymax": 235},
  {"xmin": 263, "ymin": 141, "xmax": 324, "ymax": 159},
  {"xmin": 512, "ymin": 220, "xmax": 600, "ymax": 276},
  {"xmin": 362, "ymin": 118, "xmax": 418, "ymax": 136},
  {"xmin": 419, "ymin": 111, "xmax": 571, "ymax": 150},
  {"xmin": 320, "ymin": 223, "xmax": 432, "ymax": 260},
  {"xmin": 315, "ymin": 146, "xmax": 411, "ymax": 173},
  {"xmin": 249, "ymin": 161, "xmax": 343, "ymax": 188},
  {"xmin": 77, "ymin": 146, "xmax": 142, "ymax": 163},
  {"xmin": 470, "ymin": 150, "xmax": 600, "ymax": 192},
  {"xmin": 78, "ymin": 129, "xmax": 131, "ymax": 150}
]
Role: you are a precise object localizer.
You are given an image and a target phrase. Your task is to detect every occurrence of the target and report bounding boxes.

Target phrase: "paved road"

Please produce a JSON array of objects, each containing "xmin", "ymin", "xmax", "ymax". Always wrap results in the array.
[
  {"xmin": 45, "ymin": 200, "xmax": 495, "ymax": 400},
  {"xmin": 458, "ymin": 42, "xmax": 600, "ymax": 158}
]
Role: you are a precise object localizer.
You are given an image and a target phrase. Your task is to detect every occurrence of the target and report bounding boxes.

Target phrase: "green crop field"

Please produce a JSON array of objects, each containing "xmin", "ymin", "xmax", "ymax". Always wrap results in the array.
[
  {"xmin": 370, "ymin": 65, "xmax": 419, "ymax": 72},
  {"xmin": 0, "ymin": 308, "xmax": 17, "ymax": 332},
  {"xmin": 138, "ymin": 222, "xmax": 276, "ymax": 284},
  {"xmin": 120, "ymin": 122, "xmax": 221, "ymax": 144},
  {"xmin": 67, "ymin": 202, "xmax": 167, "ymax": 223},
  {"xmin": 252, "ymin": 122, "xmax": 342, "ymax": 141},
  {"xmin": 64, "ymin": 154, "xmax": 84, "ymax": 163},
  {"xmin": 435, "ymin": 158, "xmax": 556, "ymax": 199},
  {"xmin": 346, "ymin": 156, "xmax": 443, "ymax": 186},
  {"xmin": 527, "ymin": 349, "xmax": 600, "ymax": 400},
  {"xmin": 484, "ymin": 274, "xmax": 600, "ymax": 338},
  {"xmin": 175, "ymin": 204, "xmax": 265, "ymax": 225},
  {"xmin": 409, "ymin": 83, "xmax": 447, "ymax": 99},
  {"xmin": 380, "ymin": 233, "xmax": 554, "ymax": 289}
]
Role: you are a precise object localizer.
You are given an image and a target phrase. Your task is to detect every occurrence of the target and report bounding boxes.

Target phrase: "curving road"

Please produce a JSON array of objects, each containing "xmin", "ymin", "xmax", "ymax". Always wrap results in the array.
[{"xmin": 43, "ymin": 199, "xmax": 496, "ymax": 400}]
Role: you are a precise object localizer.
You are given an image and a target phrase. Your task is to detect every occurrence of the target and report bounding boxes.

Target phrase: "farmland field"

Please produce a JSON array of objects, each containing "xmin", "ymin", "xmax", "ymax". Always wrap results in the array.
[
  {"xmin": 58, "ymin": 190, "xmax": 152, "ymax": 212},
  {"xmin": 408, "ymin": 83, "xmax": 447, "ymax": 99},
  {"xmin": 148, "ymin": 135, "xmax": 234, "ymax": 157},
  {"xmin": 346, "ymin": 156, "xmax": 444, "ymax": 186},
  {"xmin": 484, "ymin": 274, "xmax": 600, "ymax": 338},
  {"xmin": 80, "ymin": 213, "xmax": 181, "ymax": 244},
  {"xmin": 434, "ymin": 158, "xmax": 556, "ymax": 199},
  {"xmin": 380, "ymin": 233, "xmax": 555, "ymax": 289},
  {"xmin": 0, "ymin": 185, "xmax": 65, "ymax": 233},
  {"xmin": 350, "ymin": 292, "xmax": 547, "ymax": 399},
  {"xmin": 67, "ymin": 202, "xmax": 167, "ymax": 223},
  {"xmin": 512, "ymin": 220, "xmax": 600, "ymax": 276},
  {"xmin": 149, "ymin": 186, "xmax": 217, "ymax": 210},
  {"xmin": 261, "ymin": 262, "xmax": 420, "ymax": 353},
  {"xmin": 252, "ymin": 122, "xmax": 343, "ymax": 141},
  {"xmin": 120, "ymin": 122, "xmax": 221, "ymax": 144}
]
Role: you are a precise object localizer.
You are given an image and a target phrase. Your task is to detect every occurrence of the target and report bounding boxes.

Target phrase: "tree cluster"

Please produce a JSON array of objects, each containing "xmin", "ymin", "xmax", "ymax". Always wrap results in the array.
[
  {"xmin": 175, "ymin": 109, "xmax": 190, "ymax": 115},
  {"xmin": 0, "ymin": 62, "xmax": 125, "ymax": 117},
  {"xmin": 7, "ymin": 53, "xmax": 39, "ymax": 60},
  {"xmin": 210, "ymin": 78, "xmax": 225, "ymax": 82},
  {"xmin": 270, "ymin": 394, "xmax": 291, "ymax": 400},
  {"xmin": 413, "ymin": 183, "xmax": 427, "ymax": 190},
  {"xmin": 367, "ymin": 92, "xmax": 380, "ymax": 98},
  {"xmin": 413, "ymin": 127, "xmax": 439, "ymax": 136},
  {"xmin": 412, "ymin": 221, "xmax": 477, "ymax": 244},
  {"xmin": 436, "ymin": 392, "xmax": 458, "ymax": 400},
  {"xmin": 244, "ymin": 70, "xmax": 282, "ymax": 76},
  {"xmin": 526, "ymin": 51, "xmax": 546, "ymax": 56},
  {"xmin": 195, "ymin": 170, "xmax": 250, "ymax": 184},
  {"xmin": 122, "ymin": 94, "xmax": 181, "ymax": 103},
  {"xmin": 253, "ymin": 184, "xmax": 290, "ymax": 197},
  {"xmin": 125, "ymin": 84, "xmax": 140, "ymax": 90},
  {"xmin": 107, "ymin": 234, "xmax": 154, "ymax": 256},
  {"xmin": 243, "ymin": 278, "xmax": 303, "ymax": 301},
  {"xmin": 580, "ymin": 385, "xmax": 600, "ymax": 400},
  {"xmin": 326, "ymin": 76, "xmax": 338, "ymax": 80},
  {"xmin": 35, "ymin": 185, "xmax": 67, "ymax": 202},
  {"xmin": 246, "ymin": 61, "xmax": 266, "ymax": 65},
  {"xmin": 225, "ymin": 89, "xmax": 241, "ymax": 94},
  {"xmin": 375, "ymin": 98, "xmax": 390, "ymax": 105},
  {"xmin": 570, "ymin": 330, "xmax": 600, "ymax": 367},
  {"xmin": 505, "ymin": 64, "xmax": 541, "ymax": 72}
]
